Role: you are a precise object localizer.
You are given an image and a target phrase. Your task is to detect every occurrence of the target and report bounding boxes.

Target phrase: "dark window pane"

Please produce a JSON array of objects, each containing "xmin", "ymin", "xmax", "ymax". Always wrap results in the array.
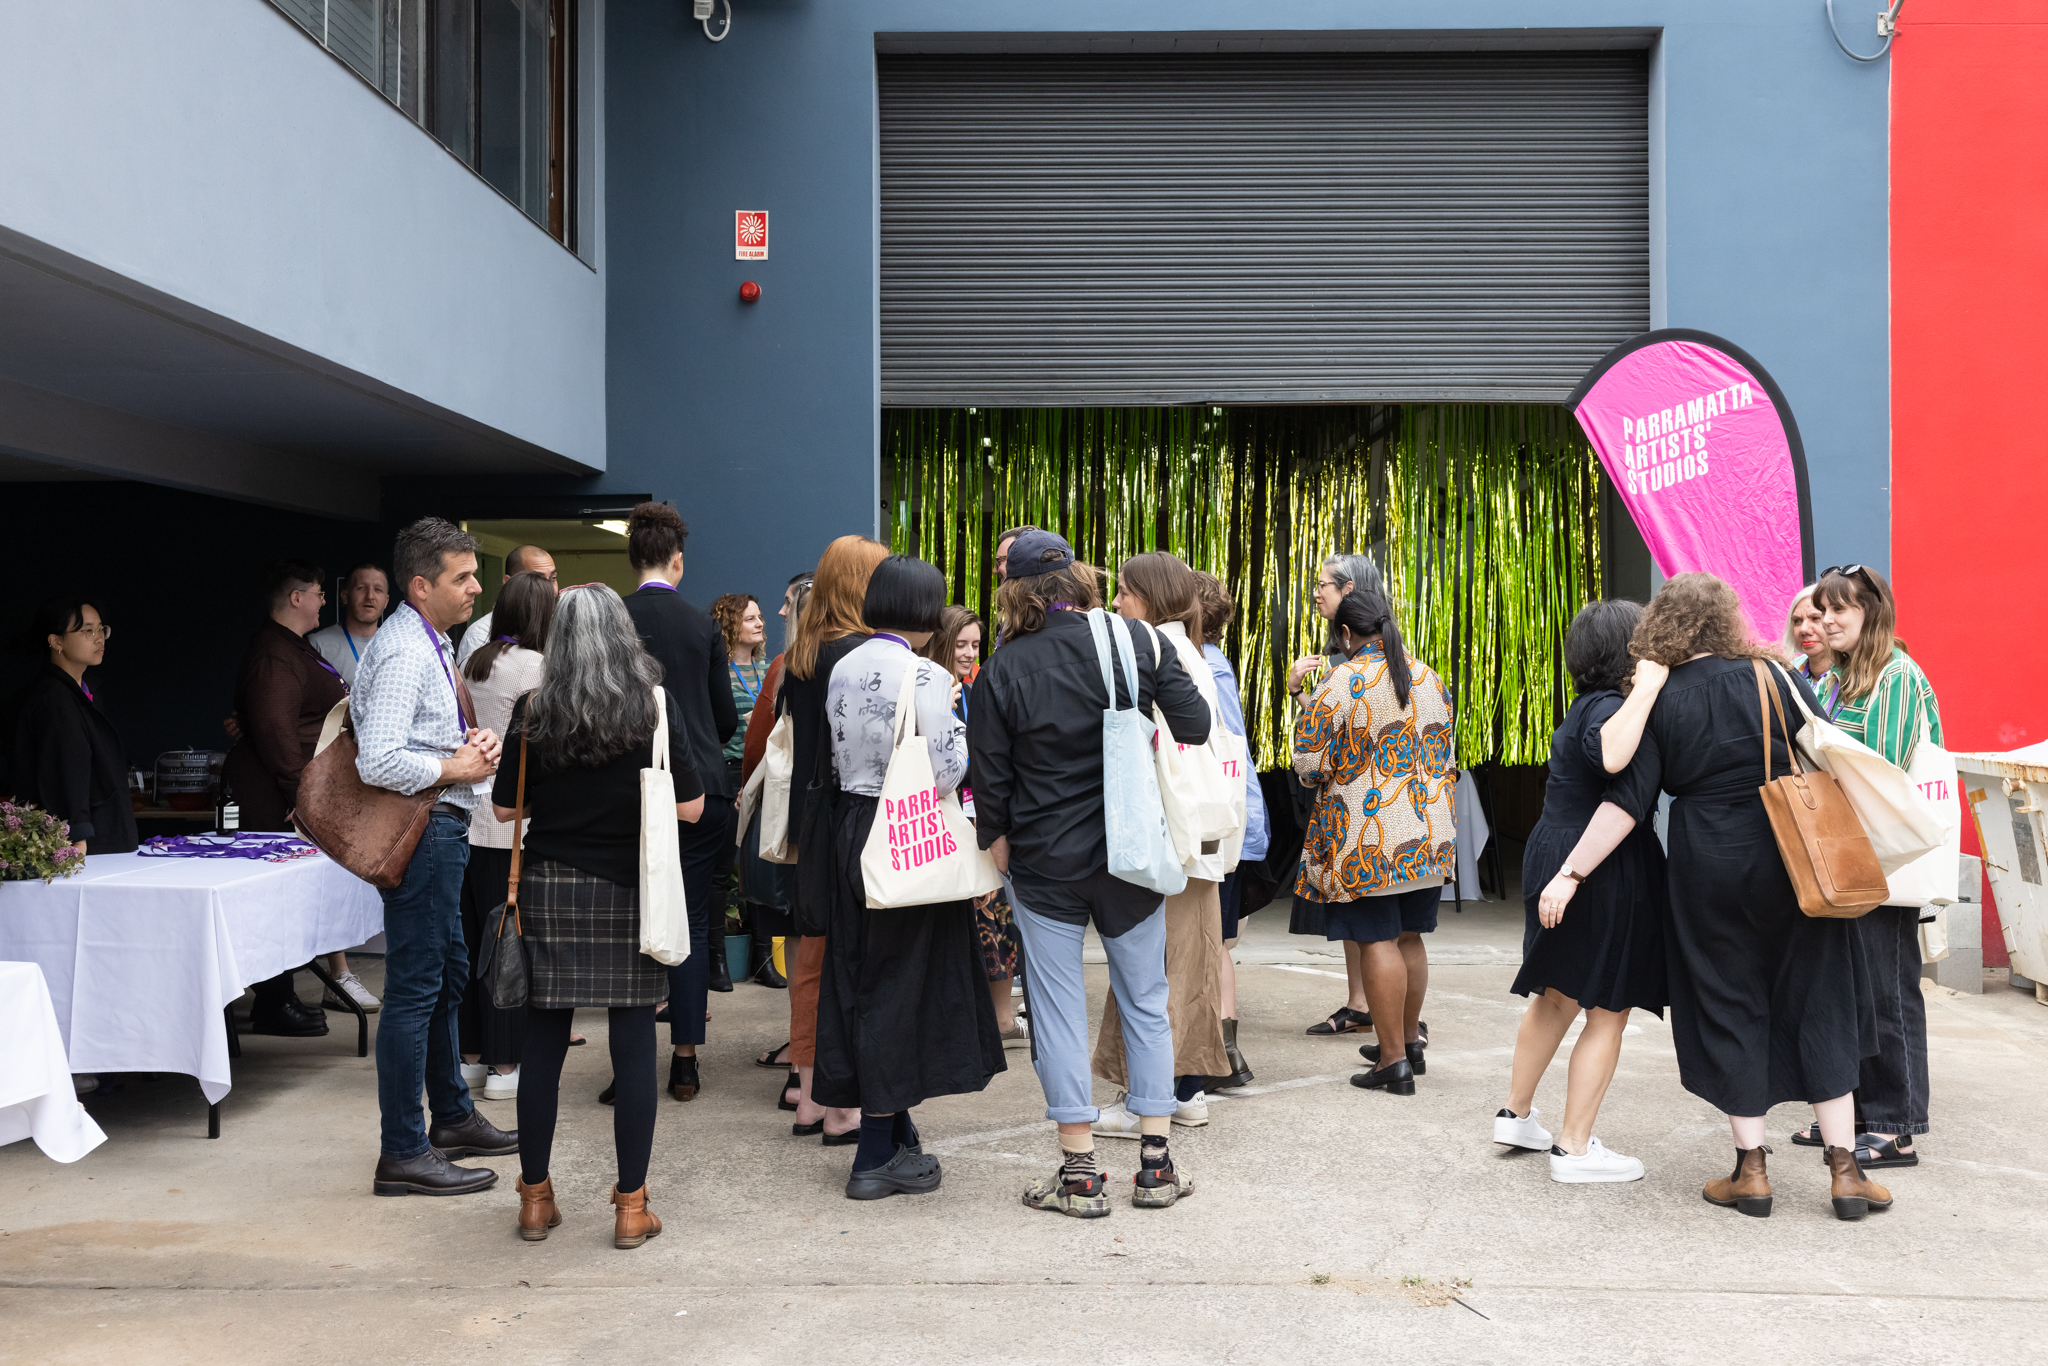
[{"xmin": 428, "ymin": 0, "xmax": 474, "ymax": 162}]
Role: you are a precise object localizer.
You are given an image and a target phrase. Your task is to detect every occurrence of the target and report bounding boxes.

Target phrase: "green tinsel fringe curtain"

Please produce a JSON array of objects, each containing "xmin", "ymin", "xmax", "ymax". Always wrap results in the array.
[{"xmin": 883, "ymin": 405, "xmax": 1602, "ymax": 768}]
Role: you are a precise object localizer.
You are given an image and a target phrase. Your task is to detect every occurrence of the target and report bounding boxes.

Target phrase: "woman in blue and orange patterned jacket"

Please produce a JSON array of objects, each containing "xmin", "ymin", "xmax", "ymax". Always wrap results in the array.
[{"xmin": 1290, "ymin": 573, "xmax": 1456, "ymax": 1097}]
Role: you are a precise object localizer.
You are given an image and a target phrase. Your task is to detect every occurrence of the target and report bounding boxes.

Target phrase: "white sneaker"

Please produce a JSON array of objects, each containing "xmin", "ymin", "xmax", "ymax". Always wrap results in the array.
[
  {"xmin": 323, "ymin": 971, "xmax": 381, "ymax": 1013},
  {"xmin": 1493, "ymin": 1106, "xmax": 1553, "ymax": 1151},
  {"xmin": 460, "ymin": 1062, "xmax": 488, "ymax": 1090},
  {"xmin": 483, "ymin": 1066, "xmax": 520, "ymax": 1101},
  {"xmin": 1172, "ymin": 1091, "xmax": 1209, "ymax": 1127},
  {"xmin": 1001, "ymin": 1018, "xmax": 1030, "ymax": 1050},
  {"xmin": 1091, "ymin": 1094, "xmax": 1145, "ymax": 1139},
  {"xmin": 1549, "ymin": 1136, "xmax": 1645, "ymax": 1184}
]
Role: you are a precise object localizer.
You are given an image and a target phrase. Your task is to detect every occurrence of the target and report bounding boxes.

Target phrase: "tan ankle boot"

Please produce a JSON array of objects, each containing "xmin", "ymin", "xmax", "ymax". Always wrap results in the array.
[
  {"xmin": 516, "ymin": 1176, "xmax": 561, "ymax": 1242},
  {"xmin": 1825, "ymin": 1145, "xmax": 1894, "ymax": 1220},
  {"xmin": 611, "ymin": 1184, "xmax": 663, "ymax": 1249},
  {"xmin": 1702, "ymin": 1145, "xmax": 1773, "ymax": 1217}
]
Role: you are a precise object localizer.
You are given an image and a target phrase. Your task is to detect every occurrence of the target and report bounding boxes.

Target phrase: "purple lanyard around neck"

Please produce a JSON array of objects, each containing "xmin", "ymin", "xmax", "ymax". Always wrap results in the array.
[
  {"xmin": 407, "ymin": 603, "xmax": 468, "ymax": 731},
  {"xmin": 872, "ymin": 632, "xmax": 912, "ymax": 651}
]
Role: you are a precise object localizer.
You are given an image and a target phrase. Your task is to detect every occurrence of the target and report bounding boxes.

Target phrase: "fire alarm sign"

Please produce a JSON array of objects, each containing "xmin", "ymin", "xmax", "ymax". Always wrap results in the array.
[{"xmin": 735, "ymin": 211, "xmax": 768, "ymax": 261}]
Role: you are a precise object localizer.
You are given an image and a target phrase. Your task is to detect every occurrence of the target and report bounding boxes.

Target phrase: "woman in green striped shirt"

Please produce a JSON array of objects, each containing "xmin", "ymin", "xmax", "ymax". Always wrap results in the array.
[{"xmin": 1802, "ymin": 563, "xmax": 1942, "ymax": 1170}]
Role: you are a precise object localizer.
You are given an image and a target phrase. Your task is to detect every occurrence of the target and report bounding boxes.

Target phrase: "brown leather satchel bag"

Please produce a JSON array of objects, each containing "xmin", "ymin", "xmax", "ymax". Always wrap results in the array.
[
  {"xmin": 1752, "ymin": 659, "xmax": 1887, "ymax": 918},
  {"xmin": 293, "ymin": 699, "xmax": 446, "ymax": 889}
]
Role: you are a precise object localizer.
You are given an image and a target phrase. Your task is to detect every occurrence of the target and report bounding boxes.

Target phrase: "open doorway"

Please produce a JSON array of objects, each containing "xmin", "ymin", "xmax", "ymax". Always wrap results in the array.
[{"xmin": 462, "ymin": 517, "xmax": 638, "ymax": 613}]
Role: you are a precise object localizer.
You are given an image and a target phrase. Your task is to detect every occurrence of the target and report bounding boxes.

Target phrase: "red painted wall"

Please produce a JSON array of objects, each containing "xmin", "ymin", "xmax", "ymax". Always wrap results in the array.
[{"xmin": 1891, "ymin": 1, "xmax": 2048, "ymax": 962}]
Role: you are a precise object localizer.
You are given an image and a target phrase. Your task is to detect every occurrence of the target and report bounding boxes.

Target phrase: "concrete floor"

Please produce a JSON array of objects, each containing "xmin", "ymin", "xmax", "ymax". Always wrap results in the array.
[{"xmin": 6, "ymin": 895, "xmax": 2047, "ymax": 1365}]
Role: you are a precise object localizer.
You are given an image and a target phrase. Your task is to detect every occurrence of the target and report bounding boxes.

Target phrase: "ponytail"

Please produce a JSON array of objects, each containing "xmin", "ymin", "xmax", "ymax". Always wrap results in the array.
[{"xmin": 1333, "ymin": 587, "xmax": 1412, "ymax": 711}]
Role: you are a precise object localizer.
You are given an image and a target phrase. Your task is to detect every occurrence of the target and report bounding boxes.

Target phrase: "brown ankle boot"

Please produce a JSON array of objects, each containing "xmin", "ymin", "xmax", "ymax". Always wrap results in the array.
[
  {"xmin": 516, "ymin": 1175, "xmax": 561, "ymax": 1242},
  {"xmin": 1825, "ymin": 1145, "xmax": 1894, "ymax": 1220},
  {"xmin": 1702, "ymin": 1145, "xmax": 1773, "ymax": 1217},
  {"xmin": 611, "ymin": 1184, "xmax": 663, "ymax": 1249}
]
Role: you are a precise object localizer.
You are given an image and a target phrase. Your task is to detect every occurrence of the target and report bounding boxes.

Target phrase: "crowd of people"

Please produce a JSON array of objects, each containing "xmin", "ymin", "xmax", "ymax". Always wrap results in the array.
[{"xmin": 6, "ymin": 496, "xmax": 1946, "ymax": 1240}]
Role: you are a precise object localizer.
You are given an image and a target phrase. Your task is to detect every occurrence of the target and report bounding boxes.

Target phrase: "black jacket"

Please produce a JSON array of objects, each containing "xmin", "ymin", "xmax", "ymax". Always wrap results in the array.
[
  {"xmin": 623, "ymin": 584, "xmax": 739, "ymax": 800},
  {"xmin": 9, "ymin": 662, "xmax": 140, "ymax": 854},
  {"xmin": 967, "ymin": 610, "xmax": 1209, "ymax": 886}
]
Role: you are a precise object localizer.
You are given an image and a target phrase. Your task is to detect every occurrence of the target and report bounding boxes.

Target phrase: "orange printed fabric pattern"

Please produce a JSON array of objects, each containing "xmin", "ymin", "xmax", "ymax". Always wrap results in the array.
[{"xmin": 1290, "ymin": 639, "xmax": 1458, "ymax": 902}]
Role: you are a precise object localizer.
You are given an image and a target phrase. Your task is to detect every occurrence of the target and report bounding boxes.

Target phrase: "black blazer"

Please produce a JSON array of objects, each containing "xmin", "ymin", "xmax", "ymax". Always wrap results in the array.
[
  {"xmin": 9, "ymin": 662, "xmax": 140, "ymax": 854},
  {"xmin": 623, "ymin": 584, "xmax": 739, "ymax": 799}
]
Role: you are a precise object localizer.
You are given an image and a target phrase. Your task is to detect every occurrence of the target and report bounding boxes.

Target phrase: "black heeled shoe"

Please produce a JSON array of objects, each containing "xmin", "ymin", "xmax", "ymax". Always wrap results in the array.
[
  {"xmin": 1357, "ymin": 1040, "xmax": 1428, "ymax": 1076},
  {"xmin": 708, "ymin": 943, "xmax": 734, "ymax": 993},
  {"xmin": 1349, "ymin": 1057, "xmax": 1416, "ymax": 1095},
  {"xmin": 598, "ymin": 1078, "xmax": 616, "ymax": 1106},
  {"xmin": 670, "ymin": 1054, "xmax": 700, "ymax": 1102},
  {"xmin": 777, "ymin": 1069, "xmax": 800, "ymax": 1112},
  {"xmin": 750, "ymin": 941, "xmax": 788, "ymax": 989}
]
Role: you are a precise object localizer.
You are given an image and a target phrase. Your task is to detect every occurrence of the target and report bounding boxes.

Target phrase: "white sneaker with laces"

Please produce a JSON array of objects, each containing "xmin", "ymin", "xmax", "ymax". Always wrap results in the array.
[
  {"xmin": 1548, "ymin": 1136, "xmax": 1645, "ymax": 1184},
  {"xmin": 1091, "ymin": 1094, "xmax": 1145, "ymax": 1139},
  {"xmin": 1493, "ymin": 1106, "xmax": 1553, "ymax": 1151},
  {"xmin": 323, "ymin": 971, "xmax": 381, "ymax": 1013},
  {"xmin": 483, "ymin": 1066, "xmax": 520, "ymax": 1101},
  {"xmin": 1001, "ymin": 1018, "xmax": 1030, "ymax": 1050},
  {"xmin": 460, "ymin": 1062, "xmax": 488, "ymax": 1090},
  {"xmin": 1172, "ymin": 1091, "xmax": 1209, "ymax": 1127}
]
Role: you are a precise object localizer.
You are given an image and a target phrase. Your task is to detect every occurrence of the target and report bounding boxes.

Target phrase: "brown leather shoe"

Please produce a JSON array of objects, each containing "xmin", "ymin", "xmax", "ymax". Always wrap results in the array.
[
  {"xmin": 516, "ymin": 1175, "xmax": 561, "ymax": 1242},
  {"xmin": 1825, "ymin": 1145, "xmax": 1894, "ymax": 1220},
  {"xmin": 1702, "ymin": 1145, "xmax": 1773, "ymax": 1218},
  {"xmin": 611, "ymin": 1184, "xmax": 663, "ymax": 1249}
]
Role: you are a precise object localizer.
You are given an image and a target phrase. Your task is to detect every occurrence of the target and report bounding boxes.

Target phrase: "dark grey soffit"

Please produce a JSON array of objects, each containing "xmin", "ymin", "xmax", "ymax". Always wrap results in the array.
[
  {"xmin": 878, "ymin": 50, "xmax": 1651, "ymax": 408},
  {"xmin": 874, "ymin": 29, "xmax": 1661, "ymax": 55}
]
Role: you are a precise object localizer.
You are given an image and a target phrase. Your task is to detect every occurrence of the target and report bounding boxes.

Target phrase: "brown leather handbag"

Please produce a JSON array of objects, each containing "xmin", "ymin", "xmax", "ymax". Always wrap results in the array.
[
  {"xmin": 1752, "ymin": 660, "xmax": 1887, "ymax": 918},
  {"xmin": 293, "ymin": 700, "xmax": 446, "ymax": 889}
]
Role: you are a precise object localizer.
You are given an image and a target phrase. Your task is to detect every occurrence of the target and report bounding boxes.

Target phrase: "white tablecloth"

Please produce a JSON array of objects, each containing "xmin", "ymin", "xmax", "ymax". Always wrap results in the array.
[
  {"xmin": 1442, "ymin": 770, "xmax": 1493, "ymax": 901},
  {"xmin": 0, "ymin": 853, "xmax": 383, "ymax": 1104},
  {"xmin": 0, "ymin": 960, "xmax": 107, "ymax": 1162}
]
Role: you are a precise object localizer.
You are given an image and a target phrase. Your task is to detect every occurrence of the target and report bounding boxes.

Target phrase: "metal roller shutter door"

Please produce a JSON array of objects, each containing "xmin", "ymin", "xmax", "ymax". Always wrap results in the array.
[{"xmin": 879, "ymin": 51, "xmax": 1649, "ymax": 408}]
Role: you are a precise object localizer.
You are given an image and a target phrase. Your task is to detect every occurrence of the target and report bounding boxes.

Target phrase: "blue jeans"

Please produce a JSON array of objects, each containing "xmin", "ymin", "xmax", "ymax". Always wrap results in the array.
[
  {"xmin": 1008, "ymin": 880, "xmax": 1175, "ymax": 1124},
  {"xmin": 376, "ymin": 810, "xmax": 474, "ymax": 1158}
]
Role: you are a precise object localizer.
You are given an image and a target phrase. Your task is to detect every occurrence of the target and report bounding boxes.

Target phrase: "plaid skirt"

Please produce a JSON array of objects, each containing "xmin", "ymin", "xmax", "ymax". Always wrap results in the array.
[{"xmin": 520, "ymin": 858, "xmax": 668, "ymax": 1009}]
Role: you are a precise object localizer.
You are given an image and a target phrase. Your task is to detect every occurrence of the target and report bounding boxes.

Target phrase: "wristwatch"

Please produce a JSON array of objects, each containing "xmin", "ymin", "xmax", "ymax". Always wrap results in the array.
[{"xmin": 1557, "ymin": 862, "xmax": 1587, "ymax": 883}]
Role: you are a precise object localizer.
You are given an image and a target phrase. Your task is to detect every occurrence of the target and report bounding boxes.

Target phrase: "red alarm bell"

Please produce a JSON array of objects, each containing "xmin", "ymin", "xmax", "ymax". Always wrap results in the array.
[{"xmin": 739, "ymin": 280, "xmax": 761, "ymax": 303}]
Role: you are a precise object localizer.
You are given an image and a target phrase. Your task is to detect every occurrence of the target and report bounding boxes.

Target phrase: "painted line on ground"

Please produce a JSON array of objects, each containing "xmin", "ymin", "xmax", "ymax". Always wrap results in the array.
[{"xmin": 1925, "ymin": 1156, "xmax": 2048, "ymax": 1183}]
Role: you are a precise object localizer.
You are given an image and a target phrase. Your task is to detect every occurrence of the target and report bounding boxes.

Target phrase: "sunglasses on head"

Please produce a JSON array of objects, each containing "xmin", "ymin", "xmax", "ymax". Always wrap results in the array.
[{"xmin": 1818, "ymin": 564, "xmax": 1889, "ymax": 601}]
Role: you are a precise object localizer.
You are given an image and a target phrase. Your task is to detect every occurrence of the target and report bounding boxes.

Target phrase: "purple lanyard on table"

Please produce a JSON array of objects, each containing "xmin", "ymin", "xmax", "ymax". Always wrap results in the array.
[{"xmin": 406, "ymin": 603, "xmax": 467, "ymax": 732}]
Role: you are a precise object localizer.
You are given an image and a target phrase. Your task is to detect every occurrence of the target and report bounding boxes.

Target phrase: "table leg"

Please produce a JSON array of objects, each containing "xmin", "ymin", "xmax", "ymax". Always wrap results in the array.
[
  {"xmin": 224, "ymin": 1003, "xmax": 241, "ymax": 1059},
  {"xmin": 304, "ymin": 957, "xmax": 368, "ymax": 1058},
  {"xmin": 208, "ymin": 1097, "xmax": 220, "ymax": 1139}
]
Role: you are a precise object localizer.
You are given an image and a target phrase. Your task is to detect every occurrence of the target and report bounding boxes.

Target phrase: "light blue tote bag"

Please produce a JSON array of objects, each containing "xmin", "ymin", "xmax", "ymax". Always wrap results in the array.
[{"xmin": 1088, "ymin": 609, "xmax": 1187, "ymax": 897}]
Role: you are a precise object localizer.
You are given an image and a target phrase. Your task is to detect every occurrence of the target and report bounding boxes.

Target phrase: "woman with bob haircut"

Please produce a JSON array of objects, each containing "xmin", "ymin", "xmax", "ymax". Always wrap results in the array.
[
  {"xmin": 1495, "ymin": 599, "xmax": 1670, "ymax": 1183},
  {"xmin": 1614, "ymin": 571, "xmax": 1891, "ymax": 1221},
  {"xmin": 780, "ymin": 535, "xmax": 889, "ymax": 1144},
  {"xmin": 1782, "ymin": 585, "xmax": 1837, "ymax": 705},
  {"xmin": 968, "ymin": 530, "xmax": 1212, "ymax": 1219},
  {"xmin": 489, "ymin": 584, "xmax": 705, "ymax": 1249},
  {"xmin": 1090, "ymin": 551, "xmax": 1232, "ymax": 1136},
  {"xmin": 811, "ymin": 554, "xmax": 1005, "ymax": 1200}
]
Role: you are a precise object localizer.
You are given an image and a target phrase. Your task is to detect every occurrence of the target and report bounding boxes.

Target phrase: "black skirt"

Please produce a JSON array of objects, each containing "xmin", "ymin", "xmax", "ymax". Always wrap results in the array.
[
  {"xmin": 810, "ymin": 789, "xmax": 1006, "ymax": 1113},
  {"xmin": 1511, "ymin": 817, "xmax": 1669, "ymax": 1016},
  {"xmin": 519, "ymin": 858, "xmax": 669, "ymax": 1010}
]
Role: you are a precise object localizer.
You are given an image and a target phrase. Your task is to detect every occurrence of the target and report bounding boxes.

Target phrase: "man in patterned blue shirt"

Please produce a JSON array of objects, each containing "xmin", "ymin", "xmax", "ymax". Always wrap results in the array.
[{"xmin": 354, "ymin": 517, "xmax": 517, "ymax": 1197}]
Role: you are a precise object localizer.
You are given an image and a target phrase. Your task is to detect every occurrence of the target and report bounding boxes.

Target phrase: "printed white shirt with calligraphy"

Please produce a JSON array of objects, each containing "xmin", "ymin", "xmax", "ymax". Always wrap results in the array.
[{"xmin": 826, "ymin": 636, "xmax": 967, "ymax": 798}]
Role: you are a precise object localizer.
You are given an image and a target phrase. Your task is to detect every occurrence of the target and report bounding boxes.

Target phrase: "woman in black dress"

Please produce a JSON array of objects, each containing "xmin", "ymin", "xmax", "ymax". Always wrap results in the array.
[
  {"xmin": 1610, "ymin": 573, "xmax": 1891, "ymax": 1221},
  {"xmin": 10, "ymin": 597, "xmax": 138, "ymax": 858},
  {"xmin": 491, "ymin": 585, "xmax": 705, "ymax": 1250},
  {"xmin": 1497, "ymin": 600, "xmax": 1669, "ymax": 1183}
]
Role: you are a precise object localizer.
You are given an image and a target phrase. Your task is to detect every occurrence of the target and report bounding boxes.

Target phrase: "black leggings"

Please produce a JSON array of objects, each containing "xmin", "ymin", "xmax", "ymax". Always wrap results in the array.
[{"xmin": 517, "ymin": 1004, "xmax": 656, "ymax": 1193}]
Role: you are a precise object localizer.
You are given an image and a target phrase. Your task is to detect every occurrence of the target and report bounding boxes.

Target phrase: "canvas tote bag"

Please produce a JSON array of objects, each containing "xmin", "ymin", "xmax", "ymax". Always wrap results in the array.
[
  {"xmin": 1883, "ymin": 710, "xmax": 1962, "ymax": 912},
  {"xmin": 1752, "ymin": 660, "xmax": 1888, "ymax": 918},
  {"xmin": 859, "ymin": 661, "xmax": 1001, "ymax": 908},
  {"xmin": 1132, "ymin": 622, "xmax": 1237, "ymax": 862},
  {"xmin": 1768, "ymin": 661, "xmax": 1945, "ymax": 876},
  {"xmin": 639, "ymin": 688, "xmax": 691, "ymax": 966},
  {"xmin": 1089, "ymin": 610, "xmax": 1187, "ymax": 898},
  {"xmin": 736, "ymin": 709, "xmax": 799, "ymax": 863}
]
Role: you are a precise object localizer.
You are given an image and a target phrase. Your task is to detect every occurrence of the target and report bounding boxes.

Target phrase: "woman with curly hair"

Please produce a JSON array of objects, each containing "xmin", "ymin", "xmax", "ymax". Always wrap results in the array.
[
  {"xmin": 1609, "ymin": 571, "xmax": 1891, "ymax": 1221},
  {"xmin": 1290, "ymin": 574, "xmax": 1456, "ymax": 1096}
]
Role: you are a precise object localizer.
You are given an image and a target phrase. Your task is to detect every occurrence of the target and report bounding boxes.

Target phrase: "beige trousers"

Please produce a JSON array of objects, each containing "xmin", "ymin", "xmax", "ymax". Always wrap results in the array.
[{"xmin": 1093, "ymin": 877, "xmax": 1229, "ymax": 1086}]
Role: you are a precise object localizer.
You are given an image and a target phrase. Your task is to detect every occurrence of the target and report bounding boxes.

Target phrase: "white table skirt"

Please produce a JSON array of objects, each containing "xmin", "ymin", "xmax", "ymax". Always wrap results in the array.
[
  {"xmin": 0, "ymin": 961, "xmax": 108, "ymax": 1162},
  {"xmin": 0, "ymin": 853, "xmax": 383, "ymax": 1104}
]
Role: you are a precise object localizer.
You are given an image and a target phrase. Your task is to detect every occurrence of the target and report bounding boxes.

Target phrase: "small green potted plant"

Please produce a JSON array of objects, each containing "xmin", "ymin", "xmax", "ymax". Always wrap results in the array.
[{"xmin": 0, "ymin": 802, "xmax": 88, "ymax": 883}]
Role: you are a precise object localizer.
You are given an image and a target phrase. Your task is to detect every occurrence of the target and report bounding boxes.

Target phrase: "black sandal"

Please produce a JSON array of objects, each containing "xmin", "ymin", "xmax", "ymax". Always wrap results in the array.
[
  {"xmin": 777, "ymin": 1069, "xmax": 801, "ymax": 1112},
  {"xmin": 756, "ymin": 1041, "xmax": 792, "ymax": 1069},
  {"xmin": 1307, "ymin": 1006, "xmax": 1371, "ymax": 1036},
  {"xmin": 1849, "ymin": 1134, "xmax": 1919, "ymax": 1169}
]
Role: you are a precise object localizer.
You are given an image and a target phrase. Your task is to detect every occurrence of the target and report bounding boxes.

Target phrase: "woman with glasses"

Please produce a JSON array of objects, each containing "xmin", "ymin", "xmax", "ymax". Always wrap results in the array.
[
  {"xmin": 10, "ymin": 597, "xmax": 137, "ymax": 857},
  {"xmin": 1778, "ymin": 564, "xmax": 1943, "ymax": 1174}
]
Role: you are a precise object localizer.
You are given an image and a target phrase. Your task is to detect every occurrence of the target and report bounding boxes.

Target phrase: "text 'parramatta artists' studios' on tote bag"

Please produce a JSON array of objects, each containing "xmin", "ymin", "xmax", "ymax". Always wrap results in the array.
[{"xmin": 858, "ymin": 663, "xmax": 1001, "ymax": 909}]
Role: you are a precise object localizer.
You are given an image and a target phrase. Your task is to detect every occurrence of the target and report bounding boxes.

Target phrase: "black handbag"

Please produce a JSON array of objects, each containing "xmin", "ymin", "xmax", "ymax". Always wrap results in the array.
[{"xmin": 479, "ymin": 730, "xmax": 531, "ymax": 1010}]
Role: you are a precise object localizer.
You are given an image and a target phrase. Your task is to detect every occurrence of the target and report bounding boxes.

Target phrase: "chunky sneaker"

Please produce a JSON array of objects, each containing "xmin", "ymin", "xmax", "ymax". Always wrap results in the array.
[
  {"xmin": 1172, "ymin": 1091, "xmax": 1210, "ymax": 1127},
  {"xmin": 323, "ymin": 971, "xmax": 381, "ymax": 1012},
  {"xmin": 1133, "ymin": 1145, "xmax": 1193, "ymax": 1209},
  {"xmin": 483, "ymin": 1066, "xmax": 520, "ymax": 1101},
  {"xmin": 1494, "ymin": 1106, "xmax": 1553, "ymax": 1151},
  {"xmin": 1549, "ymin": 1136, "xmax": 1645, "ymax": 1184},
  {"xmin": 1022, "ymin": 1168, "xmax": 1111, "ymax": 1219},
  {"xmin": 1092, "ymin": 1094, "xmax": 1146, "ymax": 1140}
]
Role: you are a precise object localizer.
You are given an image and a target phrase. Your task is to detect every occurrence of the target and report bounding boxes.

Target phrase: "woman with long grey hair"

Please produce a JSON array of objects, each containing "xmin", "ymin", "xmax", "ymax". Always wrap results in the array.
[{"xmin": 490, "ymin": 584, "xmax": 705, "ymax": 1250}]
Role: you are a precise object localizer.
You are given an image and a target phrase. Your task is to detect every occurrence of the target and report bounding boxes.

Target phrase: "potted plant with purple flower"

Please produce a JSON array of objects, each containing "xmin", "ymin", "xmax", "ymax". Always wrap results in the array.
[{"xmin": 0, "ymin": 802, "xmax": 88, "ymax": 882}]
